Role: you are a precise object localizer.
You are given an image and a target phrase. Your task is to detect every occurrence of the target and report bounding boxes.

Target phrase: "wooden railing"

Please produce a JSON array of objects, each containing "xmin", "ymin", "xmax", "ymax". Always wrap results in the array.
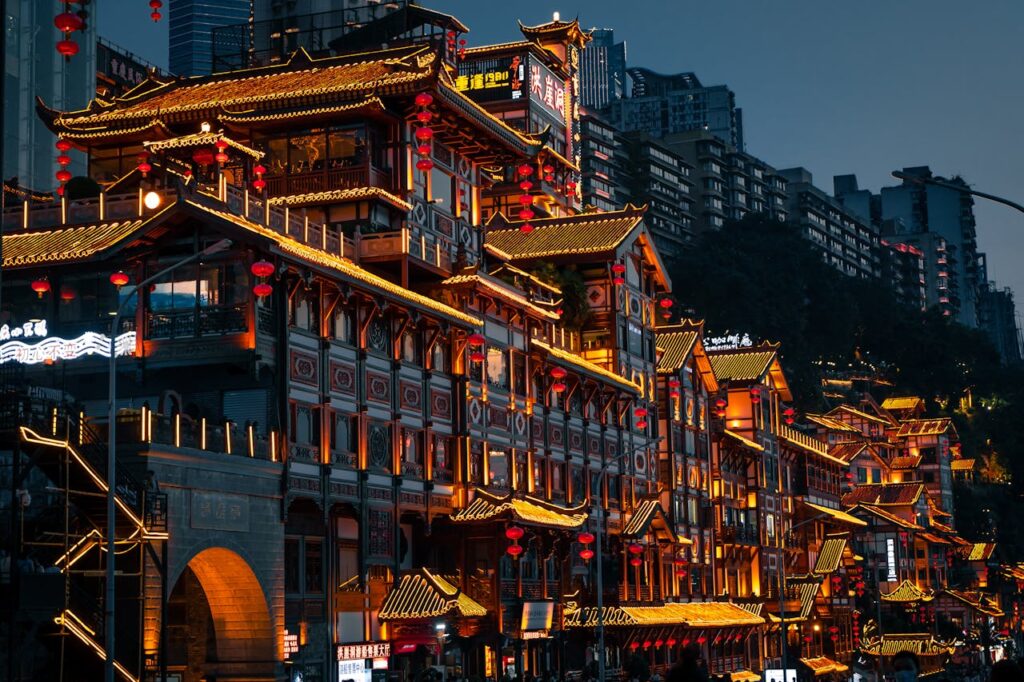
[{"xmin": 264, "ymin": 165, "xmax": 393, "ymax": 196}]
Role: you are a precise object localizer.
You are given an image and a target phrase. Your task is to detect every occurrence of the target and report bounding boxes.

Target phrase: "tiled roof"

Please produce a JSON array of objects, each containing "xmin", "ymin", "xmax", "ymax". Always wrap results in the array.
[
  {"xmin": 145, "ymin": 131, "xmax": 263, "ymax": 159},
  {"xmin": 730, "ymin": 672, "xmax": 761, "ymax": 682},
  {"xmin": 184, "ymin": 200, "xmax": 483, "ymax": 327},
  {"xmin": 967, "ymin": 542, "xmax": 997, "ymax": 561},
  {"xmin": 708, "ymin": 343, "xmax": 778, "ymax": 382},
  {"xmin": 861, "ymin": 633, "xmax": 954, "ymax": 657},
  {"xmin": 803, "ymin": 501, "xmax": 867, "ymax": 527},
  {"xmin": 889, "ymin": 455, "xmax": 922, "ymax": 469},
  {"xmin": 841, "ymin": 482, "xmax": 924, "ymax": 507},
  {"xmin": 800, "ymin": 657, "xmax": 849, "ymax": 676},
  {"xmin": 563, "ymin": 601, "xmax": 764, "ymax": 628},
  {"xmin": 378, "ymin": 568, "xmax": 487, "ymax": 620},
  {"xmin": 484, "ymin": 205, "xmax": 646, "ymax": 260},
  {"xmin": 881, "ymin": 396, "xmax": 924, "ymax": 411},
  {"xmin": 621, "ymin": 497, "xmax": 682, "ymax": 542},
  {"xmin": 450, "ymin": 489, "xmax": 588, "ymax": 529},
  {"xmin": 532, "ymin": 338, "xmax": 640, "ymax": 394},
  {"xmin": 828, "ymin": 442, "xmax": 868, "ymax": 463},
  {"xmin": 2, "ymin": 218, "xmax": 149, "ymax": 268},
  {"xmin": 722, "ymin": 429, "xmax": 764, "ymax": 452},
  {"xmin": 828, "ymin": 404, "xmax": 893, "ymax": 426},
  {"xmin": 440, "ymin": 271, "xmax": 559, "ymax": 321},
  {"xmin": 918, "ymin": 531, "xmax": 950, "ymax": 545},
  {"xmin": 267, "ymin": 187, "xmax": 412, "ymax": 212},
  {"xmin": 806, "ymin": 414, "xmax": 862, "ymax": 433},
  {"xmin": 850, "ymin": 504, "xmax": 923, "ymax": 530},
  {"xmin": 930, "ymin": 520, "xmax": 956, "ymax": 535},
  {"xmin": 895, "ymin": 418, "xmax": 953, "ymax": 437},
  {"xmin": 942, "ymin": 589, "xmax": 1003, "ymax": 616},
  {"xmin": 950, "ymin": 458, "xmax": 976, "ymax": 472},
  {"xmin": 655, "ymin": 328, "xmax": 699, "ymax": 374},
  {"xmin": 48, "ymin": 46, "xmax": 437, "ymax": 128},
  {"xmin": 880, "ymin": 579, "xmax": 934, "ymax": 603},
  {"xmin": 813, "ymin": 535, "xmax": 848, "ymax": 574},
  {"xmin": 778, "ymin": 424, "xmax": 845, "ymax": 465}
]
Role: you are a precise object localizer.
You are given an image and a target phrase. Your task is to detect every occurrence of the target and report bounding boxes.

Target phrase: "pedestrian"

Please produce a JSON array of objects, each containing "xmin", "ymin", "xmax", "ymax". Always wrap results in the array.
[
  {"xmin": 891, "ymin": 650, "xmax": 921, "ymax": 682},
  {"xmin": 666, "ymin": 644, "xmax": 709, "ymax": 682},
  {"xmin": 990, "ymin": 660, "xmax": 1024, "ymax": 682}
]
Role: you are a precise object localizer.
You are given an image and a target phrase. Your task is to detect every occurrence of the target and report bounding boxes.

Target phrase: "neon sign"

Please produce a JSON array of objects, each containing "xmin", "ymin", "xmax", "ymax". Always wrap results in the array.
[
  {"xmin": 0, "ymin": 320, "xmax": 48, "ymax": 341},
  {"xmin": 703, "ymin": 333, "xmax": 754, "ymax": 351},
  {"xmin": 0, "ymin": 330, "xmax": 136, "ymax": 365}
]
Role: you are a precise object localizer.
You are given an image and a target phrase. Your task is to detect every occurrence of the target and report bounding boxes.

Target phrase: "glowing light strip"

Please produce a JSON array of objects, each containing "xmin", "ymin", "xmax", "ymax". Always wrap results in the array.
[
  {"xmin": 0, "ymin": 331, "xmax": 136, "ymax": 365},
  {"xmin": 56, "ymin": 610, "xmax": 139, "ymax": 682}
]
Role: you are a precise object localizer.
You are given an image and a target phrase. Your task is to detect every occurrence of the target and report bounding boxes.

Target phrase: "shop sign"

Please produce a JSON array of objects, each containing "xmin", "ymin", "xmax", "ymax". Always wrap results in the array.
[
  {"xmin": 0, "ymin": 320, "xmax": 135, "ymax": 365},
  {"xmin": 336, "ymin": 642, "xmax": 390, "ymax": 661}
]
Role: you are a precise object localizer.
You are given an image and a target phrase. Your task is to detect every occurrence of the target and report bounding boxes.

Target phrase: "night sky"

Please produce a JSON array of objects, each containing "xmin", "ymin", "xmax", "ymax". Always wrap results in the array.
[{"xmin": 100, "ymin": 0, "xmax": 1024, "ymax": 307}]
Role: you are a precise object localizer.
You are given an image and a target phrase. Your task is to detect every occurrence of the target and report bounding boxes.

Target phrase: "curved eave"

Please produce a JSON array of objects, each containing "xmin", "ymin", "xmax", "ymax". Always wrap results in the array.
[
  {"xmin": 218, "ymin": 96, "xmax": 387, "ymax": 129},
  {"xmin": 435, "ymin": 80, "xmax": 544, "ymax": 158}
]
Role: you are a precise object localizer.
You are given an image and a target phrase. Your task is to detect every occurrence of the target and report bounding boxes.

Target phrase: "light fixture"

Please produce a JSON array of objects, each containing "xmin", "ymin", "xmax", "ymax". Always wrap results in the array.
[
  {"xmin": 143, "ymin": 191, "xmax": 162, "ymax": 210},
  {"xmin": 201, "ymin": 121, "xmax": 212, "ymax": 133}
]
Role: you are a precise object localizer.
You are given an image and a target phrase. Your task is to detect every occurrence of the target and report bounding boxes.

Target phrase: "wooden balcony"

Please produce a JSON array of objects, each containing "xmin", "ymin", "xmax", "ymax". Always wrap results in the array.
[
  {"xmin": 264, "ymin": 165, "xmax": 393, "ymax": 197},
  {"xmin": 358, "ymin": 226, "xmax": 453, "ymax": 272}
]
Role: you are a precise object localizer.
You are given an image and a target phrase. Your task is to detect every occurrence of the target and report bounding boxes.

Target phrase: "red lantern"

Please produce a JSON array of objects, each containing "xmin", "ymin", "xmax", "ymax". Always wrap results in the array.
[
  {"xmin": 697, "ymin": 636, "xmax": 706, "ymax": 645},
  {"xmin": 611, "ymin": 263, "xmax": 626, "ymax": 275},
  {"xmin": 636, "ymin": 420, "xmax": 647, "ymax": 429},
  {"xmin": 59, "ymin": 286, "xmax": 76, "ymax": 302},
  {"xmin": 518, "ymin": 194, "xmax": 533, "ymax": 205},
  {"xmin": 416, "ymin": 158, "xmax": 434, "ymax": 171},
  {"xmin": 31, "ymin": 278, "xmax": 51, "ymax": 297},
  {"xmin": 416, "ymin": 111, "xmax": 433, "ymax": 124},
  {"xmin": 253, "ymin": 282, "xmax": 273, "ymax": 298},
  {"xmin": 216, "ymin": 140, "xmax": 230, "ymax": 153},
  {"xmin": 253, "ymin": 164, "xmax": 267, "ymax": 176},
  {"xmin": 109, "ymin": 271, "xmax": 130, "ymax": 287},
  {"xmin": 659, "ymin": 298, "xmax": 673, "ymax": 309},
  {"xmin": 669, "ymin": 389, "xmax": 681, "ymax": 399},
  {"xmin": 506, "ymin": 543, "xmax": 524, "ymax": 558},
  {"xmin": 469, "ymin": 351, "xmax": 485, "ymax": 363},
  {"xmin": 578, "ymin": 531, "xmax": 595, "ymax": 544},
  {"xmin": 505, "ymin": 526, "xmax": 525, "ymax": 541},
  {"xmin": 542, "ymin": 164, "xmax": 554, "ymax": 175},
  {"xmin": 551, "ymin": 382, "xmax": 566, "ymax": 393},
  {"xmin": 55, "ymin": 169, "xmax": 72, "ymax": 183},
  {"xmin": 57, "ymin": 154, "xmax": 71, "ymax": 166},
  {"xmin": 750, "ymin": 386, "xmax": 761, "ymax": 403},
  {"xmin": 519, "ymin": 180, "xmax": 533, "ymax": 192},
  {"xmin": 612, "ymin": 276, "xmax": 624, "ymax": 286},
  {"xmin": 628, "ymin": 543, "xmax": 643, "ymax": 555},
  {"xmin": 137, "ymin": 157, "xmax": 152, "ymax": 176},
  {"xmin": 193, "ymin": 148, "xmax": 215, "ymax": 166},
  {"xmin": 579, "ymin": 549, "xmax": 594, "ymax": 561},
  {"xmin": 251, "ymin": 261, "xmax": 275, "ymax": 278},
  {"xmin": 517, "ymin": 163, "xmax": 533, "ymax": 176},
  {"xmin": 415, "ymin": 92, "xmax": 433, "ymax": 107},
  {"xmin": 676, "ymin": 568, "xmax": 687, "ymax": 578},
  {"xmin": 674, "ymin": 557, "xmax": 686, "ymax": 566},
  {"xmin": 629, "ymin": 642, "xmax": 640, "ymax": 650},
  {"xmin": 555, "ymin": 308, "xmax": 564, "ymax": 317},
  {"xmin": 54, "ymin": 12, "xmax": 83, "ymax": 33},
  {"xmin": 150, "ymin": 0, "xmax": 163, "ymax": 8},
  {"xmin": 519, "ymin": 223, "xmax": 534, "ymax": 234},
  {"xmin": 634, "ymin": 407, "xmax": 648, "ymax": 418},
  {"xmin": 414, "ymin": 127, "xmax": 434, "ymax": 141},
  {"xmin": 55, "ymin": 139, "xmax": 72, "ymax": 153},
  {"xmin": 56, "ymin": 39, "xmax": 79, "ymax": 57},
  {"xmin": 215, "ymin": 151, "xmax": 229, "ymax": 164},
  {"xmin": 550, "ymin": 367, "xmax": 567, "ymax": 380},
  {"xmin": 467, "ymin": 333, "xmax": 485, "ymax": 347},
  {"xmin": 629, "ymin": 557, "xmax": 642, "ymax": 567},
  {"xmin": 251, "ymin": 178, "xmax": 267, "ymax": 192},
  {"xmin": 150, "ymin": 10, "xmax": 161, "ymax": 21},
  {"xmin": 518, "ymin": 208, "xmax": 535, "ymax": 221},
  {"xmin": 416, "ymin": 144, "xmax": 431, "ymax": 156}
]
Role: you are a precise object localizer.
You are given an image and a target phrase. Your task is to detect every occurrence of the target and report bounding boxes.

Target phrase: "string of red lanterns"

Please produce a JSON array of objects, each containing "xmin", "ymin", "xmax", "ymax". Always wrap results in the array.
[
  {"xmin": 505, "ymin": 525, "xmax": 525, "ymax": 557},
  {"xmin": 578, "ymin": 530, "xmax": 595, "ymax": 561},
  {"xmin": 55, "ymin": 2, "xmax": 84, "ymax": 59},
  {"xmin": 517, "ymin": 163, "xmax": 535, "ymax": 233},
  {"xmin": 251, "ymin": 260, "xmax": 274, "ymax": 298},
  {"xmin": 550, "ymin": 366, "xmax": 567, "ymax": 393},
  {"xmin": 253, "ymin": 164, "xmax": 267, "ymax": 192},
  {"xmin": 467, "ymin": 332, "xmax": 485, "ymax": 364},
  {"xmin": 149, "ymin": 0, "xmax": 162, "ymax": 21},
  {"xmin": 611, "ymin": 262, "xmax": 625, "ymax": 286},
  {"xmin": 413, "ymin": 92, "xmax": 435, "ymax": 172}
]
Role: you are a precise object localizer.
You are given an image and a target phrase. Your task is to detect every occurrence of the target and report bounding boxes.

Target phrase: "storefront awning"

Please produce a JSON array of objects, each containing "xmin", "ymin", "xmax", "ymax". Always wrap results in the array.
[{"xmin": 451, "ymin": 489, "xmax": 588, "ymax": 529}]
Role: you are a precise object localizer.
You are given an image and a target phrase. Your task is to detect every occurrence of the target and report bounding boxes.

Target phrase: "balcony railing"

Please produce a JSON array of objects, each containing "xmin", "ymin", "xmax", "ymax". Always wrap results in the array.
[
  {"xmin": 719, "ymin": 525, "xmax": 759, "ymax": 545},
  {"xmin": 147, "ymin": 304, "xmax": 247, "ymax": 339},
  {"xmin": 358, "ymin": 226, "xmax": 453, "ymax": 271},
  {"xmin": 264, "ymin": 165, "xmax": 393, "ymax": 197},
  {"xmin": 2, "ymin": 188, "xmax": 179, "ymax": 231}
]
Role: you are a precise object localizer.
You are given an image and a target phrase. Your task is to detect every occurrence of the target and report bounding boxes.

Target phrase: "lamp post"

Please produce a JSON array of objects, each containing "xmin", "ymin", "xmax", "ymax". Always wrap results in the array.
[
  {"xmin": 435, "ymin": 621, "xmax": 447, "ymax": 682},
  {"xmin": 104, "ymin": 237, "xmax": 231, "ymax": 682},
  {"xmin": 594, "ymin": 436, "xmax": 664, "ymax": 681},
  {"xmin": 891, "ymin": 170, "xmax": 1024, "ymax": 216}
]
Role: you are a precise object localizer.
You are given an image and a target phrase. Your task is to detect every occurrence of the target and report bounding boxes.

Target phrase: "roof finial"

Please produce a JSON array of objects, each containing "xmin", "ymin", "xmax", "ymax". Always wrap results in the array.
[{"xmin": 553, "ymin": 11, "xmax": 560, "ymax": 21}]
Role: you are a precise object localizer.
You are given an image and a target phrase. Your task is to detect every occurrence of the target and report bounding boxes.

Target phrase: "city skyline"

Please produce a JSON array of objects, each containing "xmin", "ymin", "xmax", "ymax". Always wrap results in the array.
[{"xmin": 99, "ymin": 0, "xmax": 1024, "ymax": 309}]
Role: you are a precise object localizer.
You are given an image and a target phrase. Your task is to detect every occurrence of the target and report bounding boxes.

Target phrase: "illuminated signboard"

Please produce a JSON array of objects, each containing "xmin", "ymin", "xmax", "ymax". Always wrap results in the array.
[
  {"xmin": 456, "ymin": 55, "xmax": 524, "ymax": 102},
  {"xmin": 0, "ymin": 319, "xmax": 135, "ymax": 365},
  {"xmin": 703, "ymin": 333, "xmax": 754, "ymax": 351},
  {"xmin": 520, "ymin": 601, "xmax": 554, "ymax": 631},
  {"xmin": 284, "ymin": 630, "xmax": 299, "ymax": 659},
  {"xmin": 529, "ymin": 60, "xmax": 566, "ymax": 121},
  {"xmin": 336, "ymin": 642, "xmax": 390, "ymax": 661}
]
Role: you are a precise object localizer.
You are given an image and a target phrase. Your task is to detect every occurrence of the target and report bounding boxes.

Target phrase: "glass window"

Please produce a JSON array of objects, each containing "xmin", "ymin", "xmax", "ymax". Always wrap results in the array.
[
  {"xmin": 305, "ymin": 540, "xmax": 322, "ymax": 593},
  {"xmin": 486, "ymin": 347, "xmax": 507, "ymax": 389},
  {"xmin": 289, "ymin": 130, "xmax": 327, "ymax": 173},
  {"xmin": 292, "ymin": 404, "xmax": 319, "ymax": 446},
  {"xmin": 433, "ymin": 436, "xmax": 452, "ymax": 483},
  {"xmin": 551, "ymin": 462, "xmax": 565, "ymax": 497},
  {"xmin": 431, "ymin": 338, "xmax": 448, "ymax": 372},
  {"xmin": 402, "ymin": 330, "xmax": 421, "ymax": 365},
  {"xmin": 328, "ymin": 127, "xmax": 366, "ymax": 168},
  {"xmin": 470, "ymin": 443, "xmax": 484, "ymax": 485},
  {"xmin": 332, "ymin": 307, "xmax": 353, "ymax": 343},
  {"xmin": 533, "ymin": 457, "xmax": 546, "ymax": 494},
  {"xmin": 430, "ymin": 166, "xmax": 454, "ymax": 208},
  {"xmin": 266, "ymin": 137, "xmax": 288, "ymax": 175},
  {"xmin": 290, "ymin": 289, "xmax": 317, "ymax": 332},
  {"xmin": 489, "ymin": 450, "xmax": 509, "ymax": 489},
  {"xmin": 285, "ymin": 538, "xmax": 301, "ymax": 593}
]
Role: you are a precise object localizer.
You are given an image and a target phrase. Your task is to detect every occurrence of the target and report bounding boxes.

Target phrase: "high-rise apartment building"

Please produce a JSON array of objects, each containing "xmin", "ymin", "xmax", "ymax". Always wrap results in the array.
[
  {"xmin": 579, "ymin": 28, "xmax": 626, "ymax": 110},
  {"xmin": 604, "ymin": 68, "xmax": 743, "ymax": 149},
  {"xmin": 169, "ymin": 0, "xmax": 250, "ymax": 75},
  {"xmin": 2, "ymin": 0, "xmax": 96, "ymax": 192},
  {"xmin": 779, "ymin": 167, "xmax": 879, "ymax": 279}
]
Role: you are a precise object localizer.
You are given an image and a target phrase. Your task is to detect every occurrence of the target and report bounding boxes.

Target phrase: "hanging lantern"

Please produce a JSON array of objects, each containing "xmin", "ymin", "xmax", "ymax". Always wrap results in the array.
[
  {"xmin": 416, "ymin": 111, "xmax": 433, "ymax": 125},
  {"xmin": 414, "ymin": 126, "xmax": 434, "ymax": 142},
  {"xmin": 253, "ymin": 282, "xmax": 273, "ymax": 298},
  {"xmin": 519, "ymin": 180, "xmax": 533, "ymax": 192},
  {"xmin": 149, "ymin": 0, "xmax": 163, "ymax": 21},
  {"xmin": 659, "ymin": 298, "xmax": 673, "ymax": 309},
  {"xmin": 55, "ymin": 139, "xmax": 72, "ymax": 153},
  {"xmin": 579, "ymin": 548, "xmax": 594, "ymax": 561},
  {"xmin": 56, "ymin": 153, "xmax": 71, "ymax": 167},
  {"xmin": 611, "ymin": 263, "xmax": 626, "ymax": 275},
  {"xmin": 416, "ymin": 144, "xmax": 432, "ymax": 157},
  {"xmin": 669, "ymin": 389, "xmax": 681, "ymax": 399},
  {"xmin": 215, "ymin": 151, "xmax": 229, "ymax": 164},
  {"xmin": 517, "ymin": 163, "xmax": 533, "ymax": 177},
  {"xmin": 783, "ymin": 406, "xmax": 796, "ymax": 425},
  {"xmin": 506, "ymin": 543, "xmax": 524, "ymax": 558},
  {"xmin": 550, "ymin": 367, "xmax": 567, "ymax": 380},
  {"xmin": 634, "ymin": 407, "xmax": 648, "ymax": 418},
  {"xmin": 629, "ymin": 642, "xmax": 640, "ymax": 651},
  {"xmin": 675, "ymin": 567, "xmax": 687, "ymax": 578},
  {"xmin": 555, "ymin": 307, "xmax": 564, "ymax": 317},
  {"xmin": 551, "ymin": 381, "xmax": 566, "ymax": 393},
  {"xmin": 629, "ymin": 557, "xmax": 642, "ymax": 567},
  {"xmin": 469, "ymin": 351, "xmax": 485, "ymax": 364},
  {"xmin": 415, "ymin": 92, "xmax": 434, "ymax": 107},
  {"xmin": 636, "ymin": 420, "xmax": 647, "ymax": 429},
  {"xmin": 109, "ymin": 271, "xmax": 130, "ymax": 287},
  {"xmin": 59, "ymin": 286, "xmax": 76, "ymax": 302},
  {"xmin": 628, "ymin": 543, "xmax": 643, "ymax": 555},
  {"xmin": 697, "ymin": 636, "xmax": 707, "ymax": 645},
  {"xmin": 31, "ymin": 278, "xmax": 51, "ymax": 297},
  {"xmin": 666, "ymin": 638, "xmax": 677, "ymax": 647},
  {"xmin": 193, "ymin": 148, "xmax": 215, "ymax": 166},
  {"xmin": 54, "ymin": 11, "xmax": 83, "ymax": 33},
  {"xmin": 252, "ymin": 178, "xmax": 267, "ymax": 192},
  {"xmin": 518, "ymin": 194, "xmax": 533, "ymax": 205},
  {"xmin": 251, "ymin": 261, "xmax": 275, "ymax": 278},
  {"xmin": 467, "ymin": 333, "xmax": 485, "ymax": 347},
  {"xmin": 56, "ymin": 39, "xmax": 79, "ymax": 58},
  {"xmin": 56, "ymin": 169, "xmax": 72, "ymax": 183},
  {"xmin": 750, "ymin": 386, "xmax": 761, "ymax": 403},
  {"xmin": 151, "ymin": 10, "xmax": 162, "ymax": 21},
  {"xmin": 668, "ymin": 378, "xmax": 681, "ymax": 388},
  {"xmin": 899, "ymin": 531, "xmax": 909, "ymax": 543},
  {"xmin": 505, "ymin": 526, "xmax": 525, "ymax": 541},
  {"xmin": 137, "ymin": 153, "xmax": 152, "ymax": 176},
  {"xmin": 578, "ymin": 531, "xmax": 595, "ymax": 545},
  {"xmin": 416, "ymin": 158, "xmax": 434, "ymax": 172},
  {"xmin": 613, "ymin": 275, "xmax": 625, "ymax": 286},
  {"xmin": 519, "ymin": 223, "xmax": 534, "ymax": 234},
  {"xmin": 518, "ymin": 208, "xmax": 535, "ymax": 221},
  {"xmin": 253, "ymin": 164, "xmax": 267, "ymax": 177}
]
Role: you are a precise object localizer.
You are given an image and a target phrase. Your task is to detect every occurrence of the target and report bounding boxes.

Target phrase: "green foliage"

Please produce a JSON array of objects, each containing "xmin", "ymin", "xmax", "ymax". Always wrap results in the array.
[{"xmin": 529, "ymin": 261, "xmax": 592, "ymax": 332}]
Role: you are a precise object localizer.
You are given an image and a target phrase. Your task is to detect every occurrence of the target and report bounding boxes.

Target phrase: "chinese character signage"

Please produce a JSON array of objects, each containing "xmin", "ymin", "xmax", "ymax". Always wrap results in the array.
[
  {"xmin": 455, "ymin": 56, "xmax": 524, "ymax": 102},
  {"xmin": 336, "ymin": 642, "xmax": 390, "ymax": 661},
  {"xmin": 529, "ymin": 61, "xmax": 566, "ymax": 121},
  {"xmin": 97, "ymin": 42, "xmax": 153, "ymax": 95}
]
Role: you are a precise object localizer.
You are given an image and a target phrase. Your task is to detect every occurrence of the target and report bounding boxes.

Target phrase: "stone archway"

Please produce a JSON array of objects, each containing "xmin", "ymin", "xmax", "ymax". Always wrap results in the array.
[{"xmin": 167, "ymin": 547, "xmax": 277, "ymax": 681}]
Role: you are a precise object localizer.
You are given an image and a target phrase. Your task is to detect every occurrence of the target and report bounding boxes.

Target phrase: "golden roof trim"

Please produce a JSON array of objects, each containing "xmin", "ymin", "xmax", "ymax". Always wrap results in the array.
[
  {"xmin": 439, "ymin": 272, "xmax": 559, "ymax": 321},
  {"xmin": 145, "ymin": 131, "xmax": 264, "ymax": 159},
  {"xmin": 803, "ymin": 501, "xmax": 867, "ymax": 527},
  {"xmin": 378, "ymin": 568, "xmax": 487, "ymax": 621},
  {"xmin": 267, "ymin": 186, "xmax": 412, "ymax": 212},
  {"xmin": 450, "ymin": 489, "xmax": 588, "ymax": 529},
  {"xmin": 563, "ymin": 601, "xmax": 764, "ymax": 629},
  {"xmin": 532, "ymin": 338, "xmax": 640, "ymax": 393},
  {"xmin": 880, "ymin": 579, "xmax": 934, "ymax": 603}
]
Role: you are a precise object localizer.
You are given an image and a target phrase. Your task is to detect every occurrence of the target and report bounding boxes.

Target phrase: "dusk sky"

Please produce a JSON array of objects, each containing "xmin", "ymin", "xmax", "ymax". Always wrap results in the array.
[{"xmin": 101, "ymin": 0, "xmax": 1024, "ymax": 305}]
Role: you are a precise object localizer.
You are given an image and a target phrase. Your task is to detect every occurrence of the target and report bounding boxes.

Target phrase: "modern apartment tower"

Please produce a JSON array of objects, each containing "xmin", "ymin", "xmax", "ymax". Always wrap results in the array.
[
  {"xmin": 169, "ymin": 0, "xmax": 250, "ymax": 75},
  {"xmin": 579, "ymin": 28, "xmax": 626, "ymax": 110}
]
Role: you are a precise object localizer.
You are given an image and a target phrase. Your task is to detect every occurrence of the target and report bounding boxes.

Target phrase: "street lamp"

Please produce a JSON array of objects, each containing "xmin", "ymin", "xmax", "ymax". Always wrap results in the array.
[
  {"xmin": 104, "ymin": 238, "xmax": 231, "ymax": 682},
  {"xmin": 891, "ymin": 170, "xmax": 1024, "ymax": 216},
  {"xmin": 435, "ymin": 622, "xmax": 447, "ymax": 682},
  {"xmin": 594, "ymin": 436, "xmax": 664, "ymax": 682}
]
